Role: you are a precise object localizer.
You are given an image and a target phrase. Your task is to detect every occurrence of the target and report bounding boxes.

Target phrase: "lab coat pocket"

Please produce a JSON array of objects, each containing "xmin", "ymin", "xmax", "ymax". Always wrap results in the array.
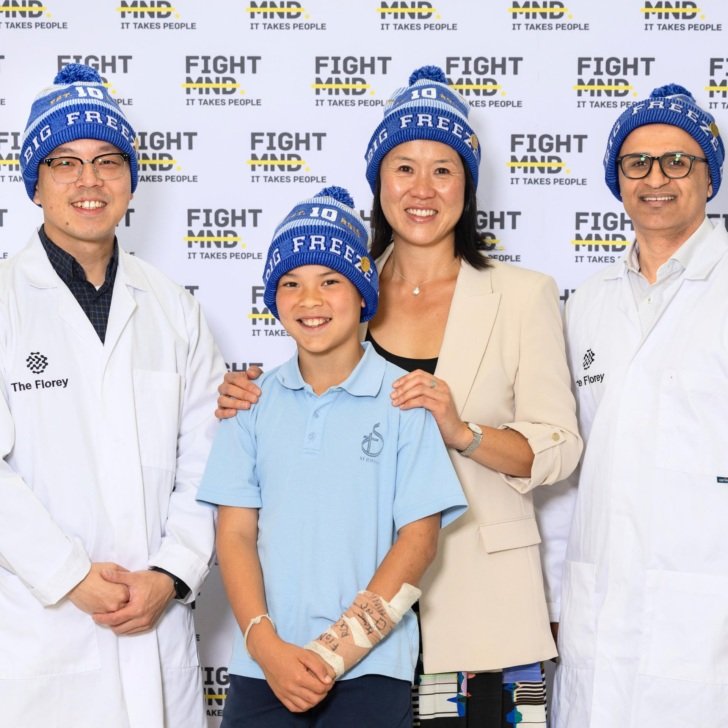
[
  {"xmin": 557, "ymin": 561, "xmax": 597, "ymax": 669},
  {"xmin": 158, "ymin": 602, "xmax": 200, "ymax": 668},
  {"xmin": 639, "ymin": 569, "xmax": 728, "ymax": 684},
  {"xmin": 132, "ymin": 369, "xmax": 182, "ymax": 472},
  {"xmin": 655, "ymin": 370, "xmax": 728, "ymax": 477}
]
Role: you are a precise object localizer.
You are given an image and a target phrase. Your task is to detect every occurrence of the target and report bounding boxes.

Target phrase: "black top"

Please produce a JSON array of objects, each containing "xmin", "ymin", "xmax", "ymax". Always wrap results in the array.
[
  {"xmin": 39, "ymin": 225, "xmax": 118, "ymax": 343},
  {"xmin": 366, "ymin": 330, "xmax": 438, "ymax": 375}
]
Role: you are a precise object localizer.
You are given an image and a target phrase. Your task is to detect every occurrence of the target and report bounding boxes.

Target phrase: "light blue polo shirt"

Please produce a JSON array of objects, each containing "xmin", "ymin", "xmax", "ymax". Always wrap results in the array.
[{"xmin": 198, "ymin": 342, "xmax": 467, "ymax": 683}]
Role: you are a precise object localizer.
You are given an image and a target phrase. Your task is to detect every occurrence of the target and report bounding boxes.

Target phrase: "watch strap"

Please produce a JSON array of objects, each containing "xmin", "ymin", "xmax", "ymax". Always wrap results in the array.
[
  {"xmin": 149, "ymin": 566, "xmax": 191, "ymax": 600},
  {"xmin": 458, "ymin": 422, "xmax": 483, "ymax": 458}
]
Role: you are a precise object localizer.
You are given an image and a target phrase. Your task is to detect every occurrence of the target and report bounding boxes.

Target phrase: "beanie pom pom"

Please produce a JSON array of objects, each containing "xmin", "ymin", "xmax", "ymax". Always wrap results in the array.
[
  {"xmin": 319, "ymin": 185, "xmax": 355, "ymax": 208},
  {"xmin": 409, "ymin": 65, "xmax": 448, "ymax": 86},
  {"xmin": 650, "ymin": 83, "xmax": 694, "ymax": 101},
  {"xmin": 54, "ymin": 64, "xmax": 102, "ymax": 85}
]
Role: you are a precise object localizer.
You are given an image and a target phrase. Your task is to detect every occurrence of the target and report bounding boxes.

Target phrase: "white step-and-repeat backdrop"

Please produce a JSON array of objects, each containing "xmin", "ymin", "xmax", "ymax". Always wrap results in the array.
[{"xmin": 1, "ymin": 1, "xmax": 727, "ymax": 723}]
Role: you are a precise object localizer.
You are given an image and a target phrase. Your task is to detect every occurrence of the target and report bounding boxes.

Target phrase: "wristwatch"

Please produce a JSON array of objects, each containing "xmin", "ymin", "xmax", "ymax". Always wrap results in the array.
[
  {"xmin": 457, "ymin": 422, "xmax": 483, "ymax": 458},
  {"xmin": 149, "ymin": 566, "xmax": 191, "ymax": 600}
]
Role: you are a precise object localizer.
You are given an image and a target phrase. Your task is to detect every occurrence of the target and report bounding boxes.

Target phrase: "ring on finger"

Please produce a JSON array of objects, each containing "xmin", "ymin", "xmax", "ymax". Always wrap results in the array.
[{"xmin": 429, "ymin": 379, "xmax": 437, "ymax": 389}]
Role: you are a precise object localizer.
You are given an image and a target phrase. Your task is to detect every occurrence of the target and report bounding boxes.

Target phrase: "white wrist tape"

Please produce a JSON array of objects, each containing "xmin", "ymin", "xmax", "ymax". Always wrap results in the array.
[
  {"xmin": 243, "ymin": 613, "xmax": 275, "ymax": 654},
  {"xmin": 304, "ymin": 583, "xmax": 421, "ymax": 678}
]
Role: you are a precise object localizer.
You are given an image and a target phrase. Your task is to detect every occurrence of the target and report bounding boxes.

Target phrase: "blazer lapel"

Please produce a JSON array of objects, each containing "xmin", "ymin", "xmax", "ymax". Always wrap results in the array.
[{"xmin": 436, "ymin": 261, "xmax": 501, "ymax": 415}]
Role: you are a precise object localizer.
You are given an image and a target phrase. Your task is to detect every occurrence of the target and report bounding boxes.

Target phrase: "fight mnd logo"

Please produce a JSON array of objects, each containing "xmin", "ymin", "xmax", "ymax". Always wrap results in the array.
[
  {"xmin": 507, "ymin": 1, "xmax": 590, "ymax": 31},
  {"xmin": 136, "ymin": 130, "xmax": 198, "ymax": 184},
  {"xmin": 0, "ymin": 0, "xmax": 67, "ymax": 29},
  {"xmin": 184, "ymin": 207, "xmax": 263, "ymax": 263},
  {"xmin": 570, "ymin": 211, "xmax": 633, "ymax": 265},
  {"xmin": 376, "ymin": 1, "xmax": 458, "ymax": 31},
  {"xmin": 247, "ymin": 130, "xmax": 328, "ymax": 185},
  {"xmin": 183, "ymin": 55, "xmax": 262, "ymax": 107},
  {"xmin": 445, "ymin": 56, "xmax": 524, "ymax": 109},
  {"xmin": 706, "ymin": 58, "xmax": 728, "ymax": 109},
  {"xmin": 641, "ymin": 1, "xmax": 722, "ymax": 32},
  {"xmin": 0, "ymin": 130, "xmax": 21, "ymax": 183},
  {"xmin": 574, "ymin": 57, "xmax": 654, "ymax": 109},
  {"xmin": 508, "ymin": 132, "xmax": 588, "ymax": 188},
  {"xmin": 117, "ymin": 0, "xmax": 196, "ymax": 30},
  {"xmin": 312, "ymin": 56, "xmax": 391, "ymax": 108},
  {"xmin": 246, "ymin": 1, "xmax": 326, "ymax": 30},
  {"xmin": 249, "ymin": 285, "xmax": 288, "ymax": 338}
]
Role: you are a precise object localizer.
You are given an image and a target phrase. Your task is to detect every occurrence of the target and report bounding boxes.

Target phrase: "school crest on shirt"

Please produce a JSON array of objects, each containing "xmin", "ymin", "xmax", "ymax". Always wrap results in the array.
[{"xmin": 361, "ymin": 422, "xmax": 384, "ymax": 461}]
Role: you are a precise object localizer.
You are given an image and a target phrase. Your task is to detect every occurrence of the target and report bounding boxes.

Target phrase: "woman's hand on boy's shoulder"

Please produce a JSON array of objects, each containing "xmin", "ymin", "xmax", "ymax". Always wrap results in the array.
[
  {"xmin": 215, "ymin": 367, "xmax": 264, "ymax": 419},
  {"xmin": 254, "ymin": 634, "xmax": 334, "ymax": 712}
]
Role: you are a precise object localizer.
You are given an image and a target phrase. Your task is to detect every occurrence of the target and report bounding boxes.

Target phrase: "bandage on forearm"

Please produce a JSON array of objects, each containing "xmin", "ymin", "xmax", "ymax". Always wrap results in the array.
[{"xmin": 304, "ymin": 583, "xmax": 421, "ymax": 678}]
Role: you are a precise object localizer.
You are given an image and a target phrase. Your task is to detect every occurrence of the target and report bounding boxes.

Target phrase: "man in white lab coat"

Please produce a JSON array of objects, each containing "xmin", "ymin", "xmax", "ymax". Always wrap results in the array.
[
  {"xmin": 0, "ymin": 64, "xmax": 224, "ymax": 727},
  {"xmin": 549, "ymin": 85, "xmax": 728, "ymax": 727}
]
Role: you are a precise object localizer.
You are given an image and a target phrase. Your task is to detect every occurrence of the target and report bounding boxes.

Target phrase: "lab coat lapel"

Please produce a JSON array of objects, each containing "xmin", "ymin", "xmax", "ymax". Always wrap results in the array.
[
  {"xmin": 103, "ymin": 263, "xmax": 138, "ymax": 360},
  {"xmin": 22, "ymin": 234, "xmax": 102, "ymax": 347}
]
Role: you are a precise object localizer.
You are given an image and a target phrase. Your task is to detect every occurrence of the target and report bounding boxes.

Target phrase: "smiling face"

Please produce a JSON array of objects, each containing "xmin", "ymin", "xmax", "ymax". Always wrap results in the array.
[
  {"xmin": 618, "ymin": 124, "xmax": 712, "ymax": 247},
  {"xmin": 276, "ymin": 264, "xmax": 365, "ymax": 368},
  {"xmin": 32, "ymin": 138, "xmax": 133, "ymax": 256},
  {"xmin": 379, "ymin": 139, "xmax": 465, "ymax": 252}
]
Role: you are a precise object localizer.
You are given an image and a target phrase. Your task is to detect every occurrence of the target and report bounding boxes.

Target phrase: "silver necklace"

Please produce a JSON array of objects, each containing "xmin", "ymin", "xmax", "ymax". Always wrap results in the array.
[
  {"xmin": 391, "ymin": 255, "xmax": 457, "ymax": 296},
  {"xmin": 391, "ymin": 259, "xmax": 433, "ymax": 296}
]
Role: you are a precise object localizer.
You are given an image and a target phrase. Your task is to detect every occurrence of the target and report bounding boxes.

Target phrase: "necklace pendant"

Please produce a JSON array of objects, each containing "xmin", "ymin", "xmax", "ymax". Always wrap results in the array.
[{"xmin": 412, "ymin": 286, "xmax": 421, "ymax": 296}]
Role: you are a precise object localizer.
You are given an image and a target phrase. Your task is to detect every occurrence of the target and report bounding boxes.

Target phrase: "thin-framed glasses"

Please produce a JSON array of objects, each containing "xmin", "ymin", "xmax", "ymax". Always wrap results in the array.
[
  {"xmin": 41, "ymin": 152, "xmax": 130, "ymax": 183},
  {"xmin": 617, "ymin": 152, "xmax": 708, "ymax": 180}
]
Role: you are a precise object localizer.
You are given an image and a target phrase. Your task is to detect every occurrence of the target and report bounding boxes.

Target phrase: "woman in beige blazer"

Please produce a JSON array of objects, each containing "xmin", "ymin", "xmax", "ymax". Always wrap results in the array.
[
  {"xmin": 360, "ymin": 66, "xmax": 582, "ymax": 727},
  {"xmin": 216, "ymin": 65, "xmax": 581, "ymax": 727}
]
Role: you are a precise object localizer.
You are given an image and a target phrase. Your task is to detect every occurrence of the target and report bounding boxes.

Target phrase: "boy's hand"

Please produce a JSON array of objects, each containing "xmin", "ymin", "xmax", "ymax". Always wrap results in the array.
[
  {"xmin": 250, "ymin": 631, "xmax": 334, "ymax": 713},
  {"xmin": 215, "ymin": 368, "xmax": 263, "ymax": 419}
]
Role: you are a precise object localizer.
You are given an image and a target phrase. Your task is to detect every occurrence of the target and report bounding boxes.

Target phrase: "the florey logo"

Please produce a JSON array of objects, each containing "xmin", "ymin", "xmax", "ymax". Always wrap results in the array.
[
  {"xmin": 26, "ymin": 352, "xmax": 49, "ymax": 374},
  {"xmin": 583, "ymin": 349, "xmax": 595, "ymax": 370}
]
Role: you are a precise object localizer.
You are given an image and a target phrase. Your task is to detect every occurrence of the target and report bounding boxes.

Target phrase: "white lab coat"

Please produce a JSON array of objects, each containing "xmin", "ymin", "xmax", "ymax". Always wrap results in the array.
[
  {"xmin": 551, "ymin": 220, "xmax": 728, "ymax": 727},
  {"xmin": 0, "ymin": 233, "xmax": 225, "ymax": 728}
]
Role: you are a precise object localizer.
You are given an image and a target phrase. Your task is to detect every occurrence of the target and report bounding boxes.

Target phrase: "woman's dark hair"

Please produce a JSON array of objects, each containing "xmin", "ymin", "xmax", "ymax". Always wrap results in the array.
[{"xmin": 369, "ymin": 160, "xmax": 491, "ymax": 270}]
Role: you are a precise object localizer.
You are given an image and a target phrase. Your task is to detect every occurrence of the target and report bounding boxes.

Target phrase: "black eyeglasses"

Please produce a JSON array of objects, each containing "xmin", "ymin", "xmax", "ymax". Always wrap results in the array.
[
  {"xmin": 617, "ymin": 152, "xmax": 708, "ymax": 180},
  {"xmin": 41, "ymin": 152, "xmax": 131, "ymax": 183}
]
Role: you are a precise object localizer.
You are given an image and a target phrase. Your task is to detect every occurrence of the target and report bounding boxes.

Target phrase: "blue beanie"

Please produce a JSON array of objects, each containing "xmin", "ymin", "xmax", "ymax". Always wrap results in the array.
[
  {"xmin": 364, "ymin": 65, "xmax": 481, "ymax": 191},
  {"xmin": 20, "ymin": 64, "xmax": 138, "ymax": 201},
  {"xmin": 604, "ymin": 83, "xmax": 724, "ymax": 201},
  {"xmin": 263, "ymin": 186, "xmax": 379, "ymax": 322}
]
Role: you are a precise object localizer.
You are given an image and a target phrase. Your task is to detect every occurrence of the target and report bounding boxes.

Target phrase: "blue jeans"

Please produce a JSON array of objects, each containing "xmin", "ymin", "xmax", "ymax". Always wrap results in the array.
[{"xmin": 221, "ymin": 673, "xmax": 412, "ymax": 728}]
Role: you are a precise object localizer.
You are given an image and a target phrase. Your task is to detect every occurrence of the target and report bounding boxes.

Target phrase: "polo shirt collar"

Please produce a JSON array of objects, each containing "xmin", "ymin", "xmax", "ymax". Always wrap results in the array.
[{"xmin": 275, "ymin": 341, "xmax": 385, "ymax": 397}]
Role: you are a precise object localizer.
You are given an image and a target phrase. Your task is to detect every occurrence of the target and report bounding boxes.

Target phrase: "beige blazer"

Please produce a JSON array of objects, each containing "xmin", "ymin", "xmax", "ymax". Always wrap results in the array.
[{"xmin": 365, "ymin": 248, "xmax": 582, "ymax": 673}]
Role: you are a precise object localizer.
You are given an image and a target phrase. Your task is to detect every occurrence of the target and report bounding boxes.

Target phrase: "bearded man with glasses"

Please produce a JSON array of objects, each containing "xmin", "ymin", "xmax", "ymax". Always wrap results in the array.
[
  {"xmin": 540, "ymin": 84, "xmax": 728, "ymax": 727},
  {"xmin": 0, "ymin": 64, "xmax": 225, "ymax": 727}
]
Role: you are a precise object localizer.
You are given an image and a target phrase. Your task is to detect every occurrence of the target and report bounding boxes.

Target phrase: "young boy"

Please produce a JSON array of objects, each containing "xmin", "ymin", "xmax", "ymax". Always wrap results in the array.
[{"xmin": 197, "ymin": 187, "xmax": 467, "ymax": 727}]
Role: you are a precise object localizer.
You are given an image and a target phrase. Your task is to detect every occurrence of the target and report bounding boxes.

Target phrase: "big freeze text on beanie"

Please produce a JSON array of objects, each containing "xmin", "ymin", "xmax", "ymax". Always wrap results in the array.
[
  {"xmin": 604, "ymin": 83, "xmax": 723, "ymax": 201},
  {"xmin": 364, "ymin": 65, "xmax": 481, "ymax": 191},
  {"xmin": 20, "ymin": 63, "xmax": 138, "ymax": 200},
  {"xmin": 263, "ymin": 186, "xmax": 378, "ymax": 322}
]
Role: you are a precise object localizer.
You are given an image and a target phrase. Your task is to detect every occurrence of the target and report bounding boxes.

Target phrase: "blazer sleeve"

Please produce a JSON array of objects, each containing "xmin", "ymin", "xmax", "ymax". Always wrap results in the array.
[{"xmin": 498, "ymin": 274, "xmax": 582, "ymax": 494}]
